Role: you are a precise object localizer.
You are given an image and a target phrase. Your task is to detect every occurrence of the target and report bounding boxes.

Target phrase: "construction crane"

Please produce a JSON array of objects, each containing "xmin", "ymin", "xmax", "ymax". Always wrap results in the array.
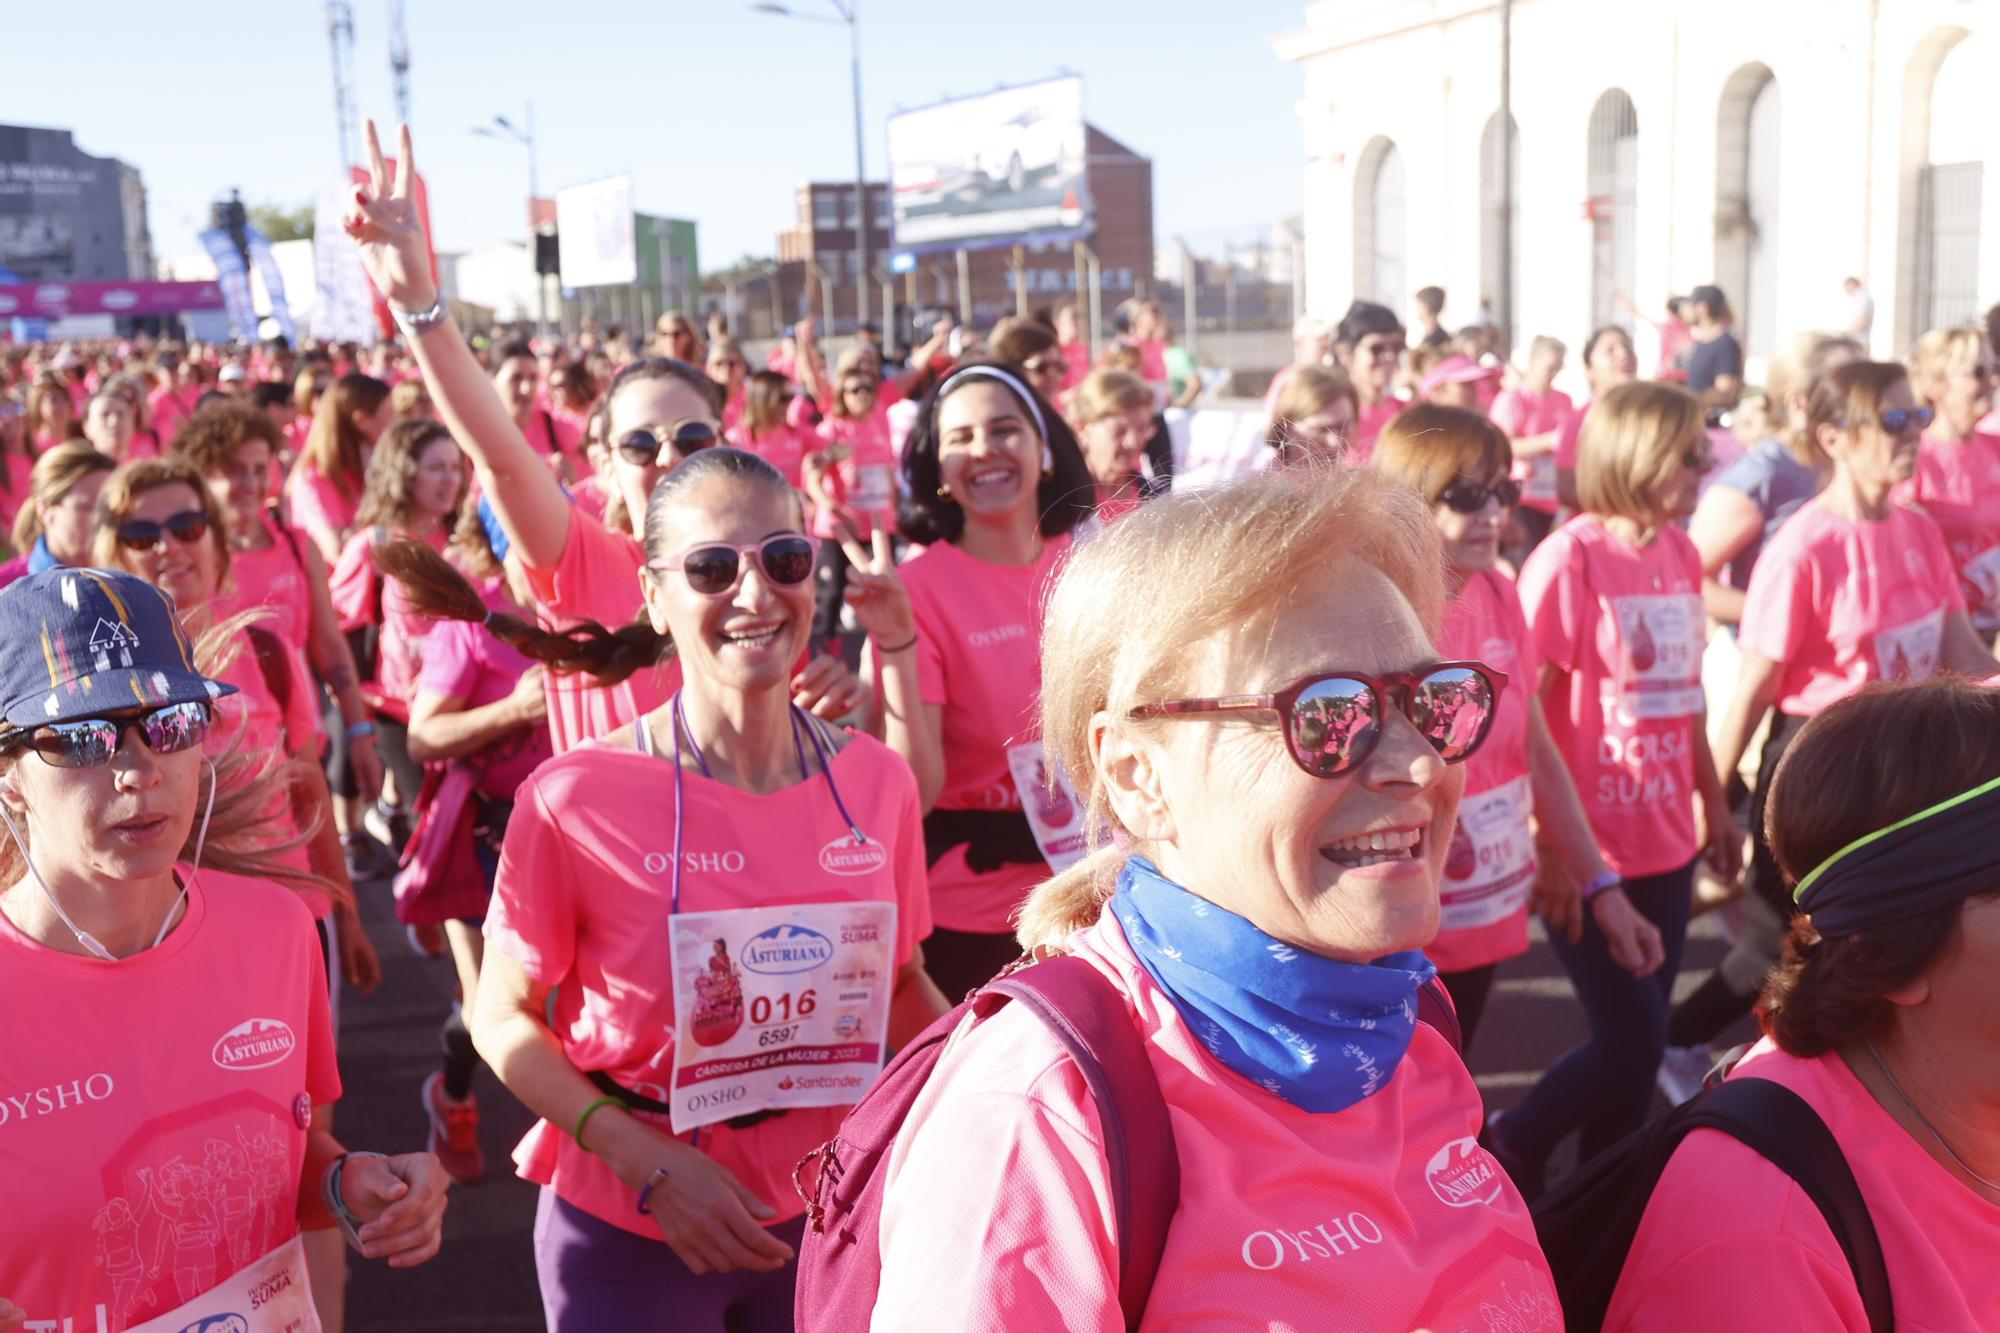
[
  {"xmin": 326, "ymin": 0, "xmax": 359, "ymax": 171},
  {"xmin": 388, "ymin": 0, "xmax": 412, "ymax": 127}
]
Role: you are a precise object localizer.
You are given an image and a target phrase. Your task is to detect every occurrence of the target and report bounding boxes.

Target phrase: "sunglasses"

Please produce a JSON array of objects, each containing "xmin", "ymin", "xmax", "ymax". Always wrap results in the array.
[
  {"xmin": 116, "ymin": 509, "xmax": 210, "ymax": 552},
  {"xmin": 1437, "ymin": 478, "xmax": 1520, "ymax": 514},
  {"xmin": 1129, "ymin": 662, "xmax": 1507, "ymax": 778},
  {"xmin": 647, "ymin": 534, "xmax": 816, "ymax": 596},
  {"xmin": 616, "ymin": 420, "xmax": 719, "ymax": 467},
  {"xmin": 1853, "ymin": 406, "xmax": 1936, "ymax": 435},
  {"xmin": 1022, "ymin": 356, "xmax": 1070, "ymax": 380},
  {"xmin": 4, "ymin": 700, "xmax": 211, "ymax": 769}
]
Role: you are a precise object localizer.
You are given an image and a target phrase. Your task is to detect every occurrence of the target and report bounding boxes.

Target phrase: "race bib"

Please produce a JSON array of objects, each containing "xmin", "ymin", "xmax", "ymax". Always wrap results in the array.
[
  {"xmin": 1875, "ymin": 607, "xmax": 1943, "ymax": 682},
  {"xmin": 667, "ymin": 899, "xmax": 897, "ymax": 1134},
  {"xmin": 851, "ymin": 462, "xmax": 895, "ymax": 515},
  {"xmin": 1520, "ymin": 453, "xmax": 1558, "ymax": 506},
  {"xmin": 1439, "ymin": 776, "xmax": 1536, "ymax": 931},
  {"xmin": 126, "ymin": 1235, "xmax": 318, "ymax": 1333},
  {"xmin": 1006, "ymin": 740, "xmax": 1089, "ymax": 871},
  {"xmin": 1962, "ymin": 545, "xmax": 2000, "ymax": 625},
  {"xmin": 1604, "ymin": 593, "xmax": 1704, "ymax": 722}
]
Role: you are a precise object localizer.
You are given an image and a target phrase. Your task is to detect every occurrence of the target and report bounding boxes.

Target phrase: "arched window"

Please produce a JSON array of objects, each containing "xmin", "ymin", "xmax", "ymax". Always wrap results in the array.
[
  {"xmin": 1353, "ymin": 136, "xmax": 1406, "ymax": 306},
  {"xmin": 1716, "ymin": 65, "xmax": 1779, "ymax": 361},
  {"xmin": 1587, "ymin": 91, "xmax": 1639, "ymax": 333},
  {"xmin": 1896, "ymin": 27, "xmax": 1983, "ymax": 343},
  {"xmin": 1480, "ymin": 112, "xmax": 1522, "ymax": 342}
]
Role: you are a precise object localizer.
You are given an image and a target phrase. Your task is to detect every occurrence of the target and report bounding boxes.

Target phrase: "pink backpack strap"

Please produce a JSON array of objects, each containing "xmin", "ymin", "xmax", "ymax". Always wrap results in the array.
[{"xmin": 984, "ymin": 958, "xmax": 1180, "ymax": 1331}]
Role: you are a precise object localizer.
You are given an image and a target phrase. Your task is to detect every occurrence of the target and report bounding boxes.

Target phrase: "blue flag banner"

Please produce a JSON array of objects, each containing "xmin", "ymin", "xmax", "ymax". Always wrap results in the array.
[
  {"xmin": 243, "ymin": 225, "xmax": 297, "ymax": 345},
  {"xmin": 197, "ymin": 228, "xmax": 258, "ymax": 340}
]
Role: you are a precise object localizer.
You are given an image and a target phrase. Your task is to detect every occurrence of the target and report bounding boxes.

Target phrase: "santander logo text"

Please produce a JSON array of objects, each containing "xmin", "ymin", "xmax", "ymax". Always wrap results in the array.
[
  {"xmin": 819, "ymin": 835, "xmax": 887, "ymax": 877},
  {"xmin": 213, "ymin": 1018, "xmax": 298, "ymax": 1071}
]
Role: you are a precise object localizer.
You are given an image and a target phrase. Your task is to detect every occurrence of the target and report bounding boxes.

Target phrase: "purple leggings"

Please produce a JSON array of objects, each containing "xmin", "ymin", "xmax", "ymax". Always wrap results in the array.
[{"xmin": 533, "ymin": 1188, "xmax": 805, "ymax": 1332}]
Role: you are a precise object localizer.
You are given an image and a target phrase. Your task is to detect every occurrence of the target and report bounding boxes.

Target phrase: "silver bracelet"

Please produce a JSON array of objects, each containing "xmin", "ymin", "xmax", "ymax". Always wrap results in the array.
[{"xmin": 392, "ymin": 294, "xmax": 448, "ymax": 335}]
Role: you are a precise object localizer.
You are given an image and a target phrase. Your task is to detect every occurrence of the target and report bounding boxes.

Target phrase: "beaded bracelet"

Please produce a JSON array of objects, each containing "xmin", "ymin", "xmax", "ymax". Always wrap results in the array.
[{"xmin": 574, "ymin": 1094, "xmax": 627, "ymax": 1153}]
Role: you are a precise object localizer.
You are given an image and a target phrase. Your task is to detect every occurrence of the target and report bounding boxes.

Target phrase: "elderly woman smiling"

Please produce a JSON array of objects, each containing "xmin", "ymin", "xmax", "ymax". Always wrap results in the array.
[{"xmin": 868, "ymin": 467, "xmax": 1556, "ymax": 1329}]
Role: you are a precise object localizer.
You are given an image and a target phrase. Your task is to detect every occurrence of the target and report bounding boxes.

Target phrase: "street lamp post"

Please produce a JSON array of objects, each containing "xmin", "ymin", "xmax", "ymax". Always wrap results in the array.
[
  {"xmin": 752, "ymin": 1, "xmax": 868, "ymax": 334},
  {"xmin": 473, "ymin": 100, "xmax": 549, "ymax": 340}
]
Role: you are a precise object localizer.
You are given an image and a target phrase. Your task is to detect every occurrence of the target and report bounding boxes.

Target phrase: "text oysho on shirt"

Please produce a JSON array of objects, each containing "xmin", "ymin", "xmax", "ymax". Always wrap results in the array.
[
  {"xmin": 873, "ymin": 910, "xmax": 1558, "ymax": 1331},
  {"xmin": 0, "ymin": 871, "xmax": 340, "ymax": 1333}
]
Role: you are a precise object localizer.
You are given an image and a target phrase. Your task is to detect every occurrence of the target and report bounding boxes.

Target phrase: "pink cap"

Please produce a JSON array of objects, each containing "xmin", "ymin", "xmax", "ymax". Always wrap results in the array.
[{"xmin": 1418, "ymin": 354, "xmax": 1499, "ymax": 398}]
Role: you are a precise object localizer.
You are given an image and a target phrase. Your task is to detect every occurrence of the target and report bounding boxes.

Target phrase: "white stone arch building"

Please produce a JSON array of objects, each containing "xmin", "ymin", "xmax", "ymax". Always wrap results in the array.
[{"xmin": 1277, "ymin": 0, "xmax": 1996, "ymax": 381}]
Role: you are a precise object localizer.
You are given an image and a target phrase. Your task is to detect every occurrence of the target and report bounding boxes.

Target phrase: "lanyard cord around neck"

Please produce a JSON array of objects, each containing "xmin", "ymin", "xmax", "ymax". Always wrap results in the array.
[{"xmin": 657, "ymin": 692, "xmax": 871, "ymax": 916}]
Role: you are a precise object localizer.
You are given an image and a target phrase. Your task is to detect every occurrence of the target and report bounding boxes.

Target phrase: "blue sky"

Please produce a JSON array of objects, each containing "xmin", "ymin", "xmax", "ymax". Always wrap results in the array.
[{"xmin": 2, "ymin": 0, "xmax": 1312, "ymax": 270}]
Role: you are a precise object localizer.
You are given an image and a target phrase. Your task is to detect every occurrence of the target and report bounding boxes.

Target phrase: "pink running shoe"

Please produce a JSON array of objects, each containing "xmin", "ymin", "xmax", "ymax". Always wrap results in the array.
[{"xmin": 421, "ymin": 1070, "xmax": 484, "ymax": 1184}]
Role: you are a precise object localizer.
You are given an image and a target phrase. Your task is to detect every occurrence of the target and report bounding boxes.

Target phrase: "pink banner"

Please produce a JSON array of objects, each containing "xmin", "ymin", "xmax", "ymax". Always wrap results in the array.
[{"xmin": 0, "ymin": 280, "xmax": 226, "ymax": 319}]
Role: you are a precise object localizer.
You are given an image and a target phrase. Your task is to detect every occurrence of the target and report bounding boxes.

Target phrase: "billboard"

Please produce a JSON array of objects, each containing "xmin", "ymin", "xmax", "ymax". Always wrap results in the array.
[
  {"xmin": 888, "ymin": 76, "xmax": 1091, "ymax": 253},
  {"xmin": 556, "ymin": 176, "xmax": 637, "ymax": 287},
  {"xmin": 0, "ymin": 124, "xmax": 144, "ymax": 283}
]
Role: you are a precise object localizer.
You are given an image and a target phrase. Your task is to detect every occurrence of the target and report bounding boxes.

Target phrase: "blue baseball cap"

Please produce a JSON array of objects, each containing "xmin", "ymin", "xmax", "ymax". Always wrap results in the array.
[{"xmin": 0, "ymin": 567, "xmax": 236, "ymax": 731}]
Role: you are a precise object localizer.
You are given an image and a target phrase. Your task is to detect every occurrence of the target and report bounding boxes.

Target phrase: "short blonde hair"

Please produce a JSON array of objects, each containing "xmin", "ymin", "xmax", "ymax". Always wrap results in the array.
[
  {"xmin": 1016, "ymin": 466, "xmax": 1446, "ymax": 950},
  {"xmin": 1908, "ymin": 326, "xmax": 1989, "ymax": 408},
  {"xmin": 1576, "ymin": 381, "xmax": 1704, "ymax": 523},
  {"xmin": 1071, "ymin": 368, "xmax": 1151, "ymax": 424}
]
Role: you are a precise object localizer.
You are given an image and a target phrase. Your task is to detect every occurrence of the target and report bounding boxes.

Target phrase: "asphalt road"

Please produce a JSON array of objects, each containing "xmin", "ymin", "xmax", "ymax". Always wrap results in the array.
[{"xmin": 337, "ymin": 866, "xmax": 1755, "ymax": 1331}]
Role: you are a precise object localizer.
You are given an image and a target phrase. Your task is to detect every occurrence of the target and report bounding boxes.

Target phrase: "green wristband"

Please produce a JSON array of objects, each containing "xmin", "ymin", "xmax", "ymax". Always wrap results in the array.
[{"xmin": 574, "ymin": 1094, "xmax": 627, "ymax": 1153}]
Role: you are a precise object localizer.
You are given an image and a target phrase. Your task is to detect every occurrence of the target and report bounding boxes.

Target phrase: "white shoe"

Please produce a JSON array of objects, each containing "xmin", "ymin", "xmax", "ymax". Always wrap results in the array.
[{"xmin": 1656, "ymin": 1044, "xmax": 1711, "ymax": 1106}]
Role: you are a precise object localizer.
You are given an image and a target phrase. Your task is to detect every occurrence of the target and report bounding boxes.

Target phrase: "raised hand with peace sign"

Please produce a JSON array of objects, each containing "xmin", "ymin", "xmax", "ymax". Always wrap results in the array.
[
  {"xmin": 839, "ymin": 528, "xmax": 915, "ymax": 652},
  {"xmin": 343, "ymin": 120, "xmax": 438, "ymax": 314}
]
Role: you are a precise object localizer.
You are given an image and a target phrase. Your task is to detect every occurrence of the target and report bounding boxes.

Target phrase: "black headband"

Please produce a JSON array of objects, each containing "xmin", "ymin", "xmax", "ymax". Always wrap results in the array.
[{"xmin": 1793, "ymin": 774, "xmax": 2000, "ymax": 937}]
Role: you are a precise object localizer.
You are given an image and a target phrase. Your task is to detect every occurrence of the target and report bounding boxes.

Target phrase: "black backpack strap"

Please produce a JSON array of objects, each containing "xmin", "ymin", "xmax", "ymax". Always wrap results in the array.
[
  {"xmin": 1683, "ymin": 1078, "xmax": 1893, "ymax": 1332},
  {"xmin": 1416, "ymin": 976, "xmax": 1461, "ymax": 1053}
]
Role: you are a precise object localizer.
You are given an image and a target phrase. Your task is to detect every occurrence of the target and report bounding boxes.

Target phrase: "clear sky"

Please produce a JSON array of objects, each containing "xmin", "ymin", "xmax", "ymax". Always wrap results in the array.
[{"xmin": 1, "ymin": 0, "xmax": 1312, "ymax": 271}]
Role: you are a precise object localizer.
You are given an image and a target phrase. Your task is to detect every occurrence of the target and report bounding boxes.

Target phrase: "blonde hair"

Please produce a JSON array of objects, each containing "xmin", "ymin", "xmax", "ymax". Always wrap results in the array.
[
  {"xmin": 1371, "ymin": 403, "xmax": 1513, "ymax": 504},
  {"xmin": 1071, "ymin": 368, "xmax": 1152, "ymax": 424},
  {"xmin": 1267, "ymin": 366, "xmax": 1359, "ymax": 457},
  {"xmin": 1908, "ymin": 326, "xmax": 1990, "ymax": 408},
  {"xmin": 11, "ymin": 441, "xmax": 115, "ymax": 553},
  {"xmin": 1576, "ymin": 381, "xmax": 1704, "ymax": 522},
  {"xmin": 1015, "ymin": 467, "xmax": 1446, "ymax": 951},
  {"xmin": 1764, "ymin": 331, "xmax": 1864, "ymax": 467},
  {"xmin": 92, "ymin": 458, "xmax": 234, "ymax": 585}
]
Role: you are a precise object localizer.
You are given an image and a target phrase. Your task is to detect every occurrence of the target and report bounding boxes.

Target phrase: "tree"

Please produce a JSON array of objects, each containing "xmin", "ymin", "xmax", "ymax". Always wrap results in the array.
[{"xmin": 246, "ymin": 202, "xmax": 314, "ymax": 243}]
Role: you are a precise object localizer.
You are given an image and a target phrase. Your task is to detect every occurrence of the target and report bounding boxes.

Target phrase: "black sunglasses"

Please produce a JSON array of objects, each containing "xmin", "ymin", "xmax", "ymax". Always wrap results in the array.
[
  {"xmin": 1437, "ymin": 478, "xmax": 1520, "ymax": 514},
  {"xmin": 616, "ymin": 420, "xmax": 718, "ymax": 467},
  {"xmin": 1849, "ymin": 406, "xmax": 1936, "ymax": 435},
  {"xmin": 647, "ymin": 535, "xmax": 817, "ymax": 596},
  {"xmin": 1129, "ymin": 662, "xmax": 1507, "ymax": 779},
  {"xmin": 116, "ymin": 510, "xmax": 210, "ymax": 552},
  {"xmin": 4, "ymin": 700, "xmax": 212, "ymax": 769}
]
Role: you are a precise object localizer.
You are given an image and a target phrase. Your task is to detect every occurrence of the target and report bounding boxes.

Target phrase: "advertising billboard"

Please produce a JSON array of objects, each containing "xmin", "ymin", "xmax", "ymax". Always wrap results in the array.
[
  {"xmin": 887, "ymin": 76, "xmax": 1091, "ymax": 253},
  {"xmin": 0, "ymin": 124, "xmax": 144, "ymax": 283},
  {"xmin": 556, "ymin": 176, "xmax": 637, "ymax": 287}
]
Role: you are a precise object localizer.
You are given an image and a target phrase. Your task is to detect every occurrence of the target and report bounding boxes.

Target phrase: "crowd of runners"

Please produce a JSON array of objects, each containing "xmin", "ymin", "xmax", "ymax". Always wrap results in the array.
[{"xmin": 2, "ymin": 119, "xmax": 2000, "ymax": 1331}]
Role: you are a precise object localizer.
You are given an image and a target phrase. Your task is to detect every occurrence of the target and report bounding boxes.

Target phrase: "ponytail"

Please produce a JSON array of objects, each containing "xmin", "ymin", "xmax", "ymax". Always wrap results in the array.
[
  {"xmin": 373, "ymin": 539, "xmax": 674, "ymax": 686},
  {"xmin": 1014, "ymin": 844, "xmax": 1126, "ymax": 955}
]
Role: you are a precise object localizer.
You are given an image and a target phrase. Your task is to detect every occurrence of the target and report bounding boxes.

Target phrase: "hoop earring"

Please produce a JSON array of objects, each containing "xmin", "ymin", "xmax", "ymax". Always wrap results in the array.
[{"xmin": 935, "ymin": 484, "xmax": 955, "ymax": 503}]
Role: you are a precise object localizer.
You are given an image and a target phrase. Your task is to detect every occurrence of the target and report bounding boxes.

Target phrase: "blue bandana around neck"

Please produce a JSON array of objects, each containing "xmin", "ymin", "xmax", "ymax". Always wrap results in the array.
[
  {"xmin": 1109, "ymin": 856, "xmax": 1436, "ymax": 1114},
  {"xmin": 26, "ymin": 536, "xmax": 60, "ymax": 575}
]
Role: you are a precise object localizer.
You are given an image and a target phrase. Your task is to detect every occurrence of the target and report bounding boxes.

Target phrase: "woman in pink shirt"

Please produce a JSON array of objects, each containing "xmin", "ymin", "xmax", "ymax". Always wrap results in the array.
[
  {"xmin": 1266, "ymin": 365, "xmax": 1359, "ymax": 468},
  {"xmin": 82, "ymin": 386, "xmax": 138, "ymax": 463},
  {"xmin": 868, "ymin": 467, "xmax": 1555, "ymax": 1329},
  {"xmin": 707, "ymin": 338, "xmax": 748, "ymax": 433},
  {"xmin": 341, "ymin": 123, "xmax": 864, "ymax": 755},
  {"xmin": 0, "ymin": 567, "xmax": 446, "ymax": 1333},
  {"xmin": 1053, "ymin": 300, "xmax": 1091, "ymax": 391},
  {"xmin": 1333, "ymin": 300, "xmax": 1410, "ymax": 465},
  {"xmin": 728, "ymin": 370, "xmax": 813, "ymax": 490},
  {"xmin": 0, "ymin": 395, "xmax": 34, "ymax": 534},
  {"xmin": 1713, "ymin": 362, "xmax": 1997, "ymax": 1030},
  {"xmin": 1554, "ymin": 326, "xmax": 1639, "ymax": 511},
  {"xmin": 24, "ymin": 372, "xmax": 83, "ymax": 454},
  {"xmin": 1070, "ymin": 367, "xmax": 1157, "ymax": 525},
  {"xmin": 1494, "ymin": 382, "xmax": 1743, "ymax": 1195},
  {"xmin": 808, "ymin": 348, "xmax": 899, "ymax": 540},
  {"xmin": 461, "ymin": 447, "xmax": 947, "ymax": 1330},
  {"xmin": 1608, "ymin": 680, "xmax": 2000, "ymax": 1330},
  {"xmin": 1489, "ymin": 335, "xmax": 1574, "ymax": 549},
  {"xmin": 867, "ymin": 359, "xmax": 1098, "ymax": 1000},
  {"xmin": 1896, "ymin": 326, "xmax": 2000, "ymax": 635},
  {"xmin": 284, "ymin": 371, "xmax": 392, "ymax": 565},
  {"xmin": 494, "ymin": 338, "xmax": 571, "ymax": 474},
  {"xmin": 1373, "ymin": 406, "xmax": 1663, "ymax": 1045}
]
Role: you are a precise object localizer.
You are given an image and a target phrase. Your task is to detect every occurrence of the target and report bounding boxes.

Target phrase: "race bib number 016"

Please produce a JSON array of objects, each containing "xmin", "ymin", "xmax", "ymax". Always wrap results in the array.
[{"xmin": 667, "ymin": 900, "xmax": 897, "ymax": 1134}]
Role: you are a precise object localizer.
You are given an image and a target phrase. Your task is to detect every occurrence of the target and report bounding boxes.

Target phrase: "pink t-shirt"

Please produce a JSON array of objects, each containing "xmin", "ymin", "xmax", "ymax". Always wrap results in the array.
[
  {"xmin": 1133, "ymin": 339, "xmax": 1169, "ymax": 385},
  {"xmin": 1432, "ymin": 569, "xmax": 1540, "ymax": 972},
  {"xmin": 883, "ymin": 536, "xmax": 1071, "ymax": 934},
  {"xmin": 725, "ymin": 421, "xmax": 816, "ymax": 490},
  {"xmin": 282, "ymin": 457, "xmax": 361, "ymax": 555},
  {"xmin": 0, "ymin": 452, "xmax": 38, "ymax": 534},
  {"xmin": 1060, "ymin": 341, "xmax": 1091, "ymax": 392},
  {"xmin": 418, "ymin": 613, "xmax": 555, "ymax": 800},
  {"xmin": 522, "ymin": 513, "xmax": 681, "ymax": 753},
  {"xmin": 331, "ymin": 527, "xmax": 448, "ymax": 723},
  {"xmin": 1555, "ymin": 399, "xmax": 1591, "ymax": 475},
  {"xmin": 147, "ymin": 383, "xmax": 202, "ymax": 446},
  {"xmin": 1607, "ymin": 1038, "xmax": 2000, "ymax": 1331},
  {"xmin": 0, "ymin": 870, "xmax": 340, "ymax": 1332},
  {"xmin": 484, "ymin": 734, "xmax": 931, "ymax": 1238},
  {"xmin": 1350, "ymin": 397, "xmax": 1407, "ymax": 467},
  {"xmin": 1517, "ymin": 515, "xmax": 1707, "ymax": 878},
  {"xmin": 1738, "ymin": 499, "xmax": 1962, "ymax": 718},
  {"xmin": 1490, "ymin": 385, "xmax": 1576, "ymax": 515},
  {"xmin": 214, "ymin": 514, "xmax": 319, "ymax": 743},
  {"xmin": 1892, "ymin": 431, "xmax": 2000, "ymax": 629},
  {"xmin": 874, "ymin": 909, "xmax": 1557, "ymax": 1331},
  {"xmin": 814, "ymin": 408, "xmax": 899, "ymax": 539}
]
